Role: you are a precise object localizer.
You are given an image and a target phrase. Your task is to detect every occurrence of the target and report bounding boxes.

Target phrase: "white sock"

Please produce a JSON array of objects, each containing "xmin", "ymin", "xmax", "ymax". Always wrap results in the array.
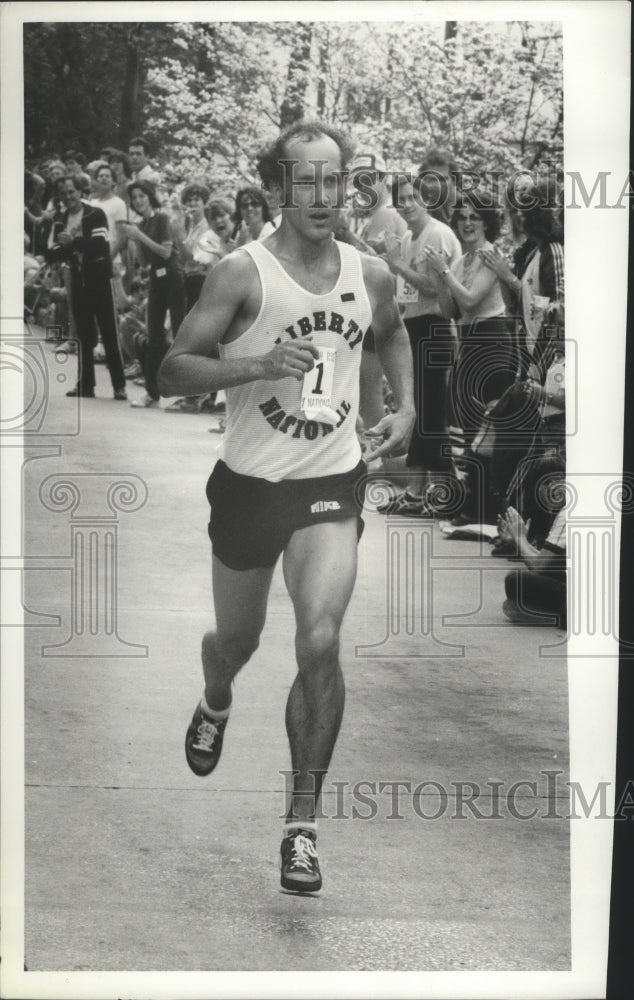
[
  {"xmin": 200, "ymin": 694, "xmax": 231, "ymax": 721},
  {"xmin": 284, "ymin": 820, "xmax": 317, "ymax": 838}
]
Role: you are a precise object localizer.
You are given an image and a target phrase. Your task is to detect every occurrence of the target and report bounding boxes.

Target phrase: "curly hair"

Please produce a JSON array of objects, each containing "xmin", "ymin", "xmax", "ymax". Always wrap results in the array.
[
  {"xmin": 233, "ymin": 186, "xmax": 272, "ymax": 224},
  {"xmin": 520, "ymin": 179, "xmax": 563, "ymax": 245},
  {"xmin": 256, "ymin": 119, "xmax": 355, "ymax": 192},
  {"xmin": 451, "ymin": 190, "xmax": 502, "ymax": 243}
]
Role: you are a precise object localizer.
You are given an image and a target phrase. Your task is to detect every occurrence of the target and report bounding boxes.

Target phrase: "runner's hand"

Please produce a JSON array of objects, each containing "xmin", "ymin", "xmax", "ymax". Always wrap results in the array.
[
  {"xmin": 261, "ymin": 339, "xmax": 320, "ymax": 381},
  {"xmin": 364, "ymin": 408, "xmax": 415, "ymax": 460}
]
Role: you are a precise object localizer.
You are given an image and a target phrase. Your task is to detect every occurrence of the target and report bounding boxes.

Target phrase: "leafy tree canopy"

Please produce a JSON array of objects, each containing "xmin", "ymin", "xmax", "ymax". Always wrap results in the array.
[{"xmin": 25, "ymin": 19, "xmax": 562, "ymax": 197}]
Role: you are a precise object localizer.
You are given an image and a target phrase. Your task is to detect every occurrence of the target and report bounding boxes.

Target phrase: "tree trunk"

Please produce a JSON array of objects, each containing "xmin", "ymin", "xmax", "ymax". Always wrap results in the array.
[
  {"xmin": 120, "ymin": 24, "xmax": 144, "ymax": 148},
  {"xmin": 316, "ymin": 43, "xmax": 327, "ymax": 116},
  {"xmin": 279, "ymin": 23, "xmax": 313, "ymax": 127}
]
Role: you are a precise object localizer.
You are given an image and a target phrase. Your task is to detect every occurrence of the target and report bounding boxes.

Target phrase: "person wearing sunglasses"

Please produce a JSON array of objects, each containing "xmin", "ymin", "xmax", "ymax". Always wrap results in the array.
[
  {"xmin": 423, "ymin": 191, "xmax": 517, "ymax": 522},
  {"xmin": 425, "ymin": 191, "xmax": 515, "ymax": 461},
  {"xmin": 232, "ymin": 186, "xmax": 274, "ymax": 244}
]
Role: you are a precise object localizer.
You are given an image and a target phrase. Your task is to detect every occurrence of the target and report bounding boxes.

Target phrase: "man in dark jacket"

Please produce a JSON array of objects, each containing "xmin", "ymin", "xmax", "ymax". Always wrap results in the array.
[{"xmin": 47, "ymin": 175, "xmax": 127, "ymax": 398}]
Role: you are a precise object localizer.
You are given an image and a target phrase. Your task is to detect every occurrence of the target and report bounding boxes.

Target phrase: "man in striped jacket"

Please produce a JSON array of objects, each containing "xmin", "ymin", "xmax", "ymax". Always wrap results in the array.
[{"xmin": 47, "ymin": 174, "xmax": 127, "ymax": 399}]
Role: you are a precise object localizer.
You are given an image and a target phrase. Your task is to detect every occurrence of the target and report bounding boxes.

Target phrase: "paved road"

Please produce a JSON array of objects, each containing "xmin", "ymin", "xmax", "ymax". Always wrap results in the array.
[{"xmin": 22, "ymin": 344, "xmax": 570, "ymax": 972}]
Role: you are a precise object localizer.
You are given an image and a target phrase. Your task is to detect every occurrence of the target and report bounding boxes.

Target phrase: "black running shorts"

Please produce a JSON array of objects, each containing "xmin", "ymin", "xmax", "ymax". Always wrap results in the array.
[{"xmin": 206, "ymin": 459, "xmax": 367, "ymax": 570}]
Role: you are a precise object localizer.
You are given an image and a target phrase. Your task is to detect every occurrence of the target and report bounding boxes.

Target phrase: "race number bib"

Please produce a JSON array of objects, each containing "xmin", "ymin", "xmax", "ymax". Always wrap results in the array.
[
  {"xmin": 530, "ymin": 293, "xmax": 550, "ymax": 324},
  {"xmin": 301, "ymin": 347, "xmax": 338, "ymax": 422},
  {"xmin": 397, "ymin": 274, "xmax": 418, "ymax": 304}
]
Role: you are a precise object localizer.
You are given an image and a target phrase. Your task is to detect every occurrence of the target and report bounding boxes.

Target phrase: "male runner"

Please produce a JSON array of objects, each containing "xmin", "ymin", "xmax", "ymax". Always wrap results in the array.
[{"xmin": 158, "ymin": 120, "xmax": 415, "ymax": 893}]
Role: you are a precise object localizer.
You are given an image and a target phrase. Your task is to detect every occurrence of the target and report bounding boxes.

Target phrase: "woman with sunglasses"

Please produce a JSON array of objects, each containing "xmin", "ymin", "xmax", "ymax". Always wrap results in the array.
[
  {"xmin": 426, "ymin": 191, "xmax": 515, "ymax": 436},
  {"xmin": 425, "ymin": 190, "xmax": 516, "ymax": 521},
  {"xmin": 232, "ymin": 186, "xmax": 274, "ymax": 244}
]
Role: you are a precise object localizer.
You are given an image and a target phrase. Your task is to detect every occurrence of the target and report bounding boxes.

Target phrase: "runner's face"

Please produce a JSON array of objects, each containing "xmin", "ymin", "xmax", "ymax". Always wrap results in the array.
[{"xmin": 281, "ymin": 135, "xmax": 345, "ymax": 242}]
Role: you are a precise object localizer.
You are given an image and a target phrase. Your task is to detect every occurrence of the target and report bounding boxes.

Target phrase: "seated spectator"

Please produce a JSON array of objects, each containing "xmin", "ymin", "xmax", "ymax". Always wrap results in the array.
[
  {"xmin": 495, "ymin": 326, "xmax": 565, "ymax": 551},
  {"xmin": 118, "ymin": 277, "xmax": 148, "ymax": 372},
  {"xmin": 498, "ymin": 503, "xmax": 566, "ymax": 628}
]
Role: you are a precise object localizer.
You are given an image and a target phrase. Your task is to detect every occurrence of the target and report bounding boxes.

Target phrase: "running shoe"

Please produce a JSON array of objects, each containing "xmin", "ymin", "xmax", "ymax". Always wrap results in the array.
[
  {"xmin": 164, "ymin": 396, "xmax": 201, "ymax": 413},
  {"xmin": 280, "ymin": 828, "xmax": 322, "ymax": 893},
  {"xmin": 185, "ymin": 702, "xmax": 228, "ymax": 776},
  {"xmin": 198, "ymin": 395, "xmax": 225, "ymax": 414},
  {"xmin": 130, "ymin": 394, "xmax": 159, "ymax": 408},
  {"xmin": 376, "ymin": 491, "xmax": 434, "ymax": 517},
  {"xmin": 65, "ymin": 385, "xmax": 95, "ymax": 398},
  {"xmin": 55, "ymin": 340, "xmax": 77, "ymax": 355}
]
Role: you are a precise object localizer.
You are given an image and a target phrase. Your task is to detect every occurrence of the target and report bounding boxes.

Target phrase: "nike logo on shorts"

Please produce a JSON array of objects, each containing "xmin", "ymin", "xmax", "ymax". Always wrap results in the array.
[{"xmin": 310, "ymin": 500, "xmax": 342, "ymax": 513}]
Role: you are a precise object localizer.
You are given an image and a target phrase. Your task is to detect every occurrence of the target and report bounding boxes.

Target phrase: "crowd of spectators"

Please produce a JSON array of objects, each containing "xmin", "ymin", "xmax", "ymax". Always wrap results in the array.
[{"xmin": 23, "ymin": 134, "xmax": 566, "ymax": 628}]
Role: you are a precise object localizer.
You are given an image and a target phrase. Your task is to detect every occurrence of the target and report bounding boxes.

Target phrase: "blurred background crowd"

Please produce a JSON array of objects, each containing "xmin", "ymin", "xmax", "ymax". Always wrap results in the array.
[{"xmin": 22, "ymin": 19, "xmax": 566, "ymax": 629}]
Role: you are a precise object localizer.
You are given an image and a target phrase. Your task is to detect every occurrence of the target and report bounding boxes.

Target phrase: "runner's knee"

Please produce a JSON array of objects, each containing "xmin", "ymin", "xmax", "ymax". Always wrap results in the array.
[
  {"xmin": 218, "ymin": 631, "xmax": 261, "ymax": 668},
  {"xmin": 296, "ymin": 619, "xmax": 340, "ymax": 670},
  {"xmin": 203, "ymin": 629, "xmax": 260, "ymax": 669}
]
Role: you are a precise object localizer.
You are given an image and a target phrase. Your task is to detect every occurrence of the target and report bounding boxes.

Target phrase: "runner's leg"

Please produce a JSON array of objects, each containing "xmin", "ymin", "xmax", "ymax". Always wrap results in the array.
[
  {"xmin": 282, "ymin": 518, "xmax": 359, "ymax": 822},
  {"xmin": 201, "ymin": 554, "xmax": 275, "ymax": 711}
]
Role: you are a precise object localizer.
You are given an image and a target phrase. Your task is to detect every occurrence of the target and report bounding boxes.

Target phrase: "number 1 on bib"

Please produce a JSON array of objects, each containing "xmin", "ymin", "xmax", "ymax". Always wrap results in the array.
[{"xmin": 301, "ymin": 347, "xmax": 337, "ymax": 415}]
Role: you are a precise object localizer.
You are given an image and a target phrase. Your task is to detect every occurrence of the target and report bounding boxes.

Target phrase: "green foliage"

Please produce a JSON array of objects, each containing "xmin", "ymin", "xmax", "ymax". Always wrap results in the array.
[{"xmin": 25, "ymin": 19, "xmax": 562, "ymax": 194}]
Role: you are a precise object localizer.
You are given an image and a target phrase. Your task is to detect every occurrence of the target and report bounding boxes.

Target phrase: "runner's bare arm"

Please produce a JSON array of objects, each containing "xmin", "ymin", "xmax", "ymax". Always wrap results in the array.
[
  {"xmin": 158, "ymin": 254, "xmax": 318, "ymax": 396},
  {"xmin": 361, "ymin": 256, "xmax": 415, "ymax": 460}
]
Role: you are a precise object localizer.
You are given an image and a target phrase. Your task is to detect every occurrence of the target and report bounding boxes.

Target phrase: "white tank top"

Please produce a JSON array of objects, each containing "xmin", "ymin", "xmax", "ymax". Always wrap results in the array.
[{"xmin": 218, "ymin": 239, "xmax": 373, "ymax": 481}]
